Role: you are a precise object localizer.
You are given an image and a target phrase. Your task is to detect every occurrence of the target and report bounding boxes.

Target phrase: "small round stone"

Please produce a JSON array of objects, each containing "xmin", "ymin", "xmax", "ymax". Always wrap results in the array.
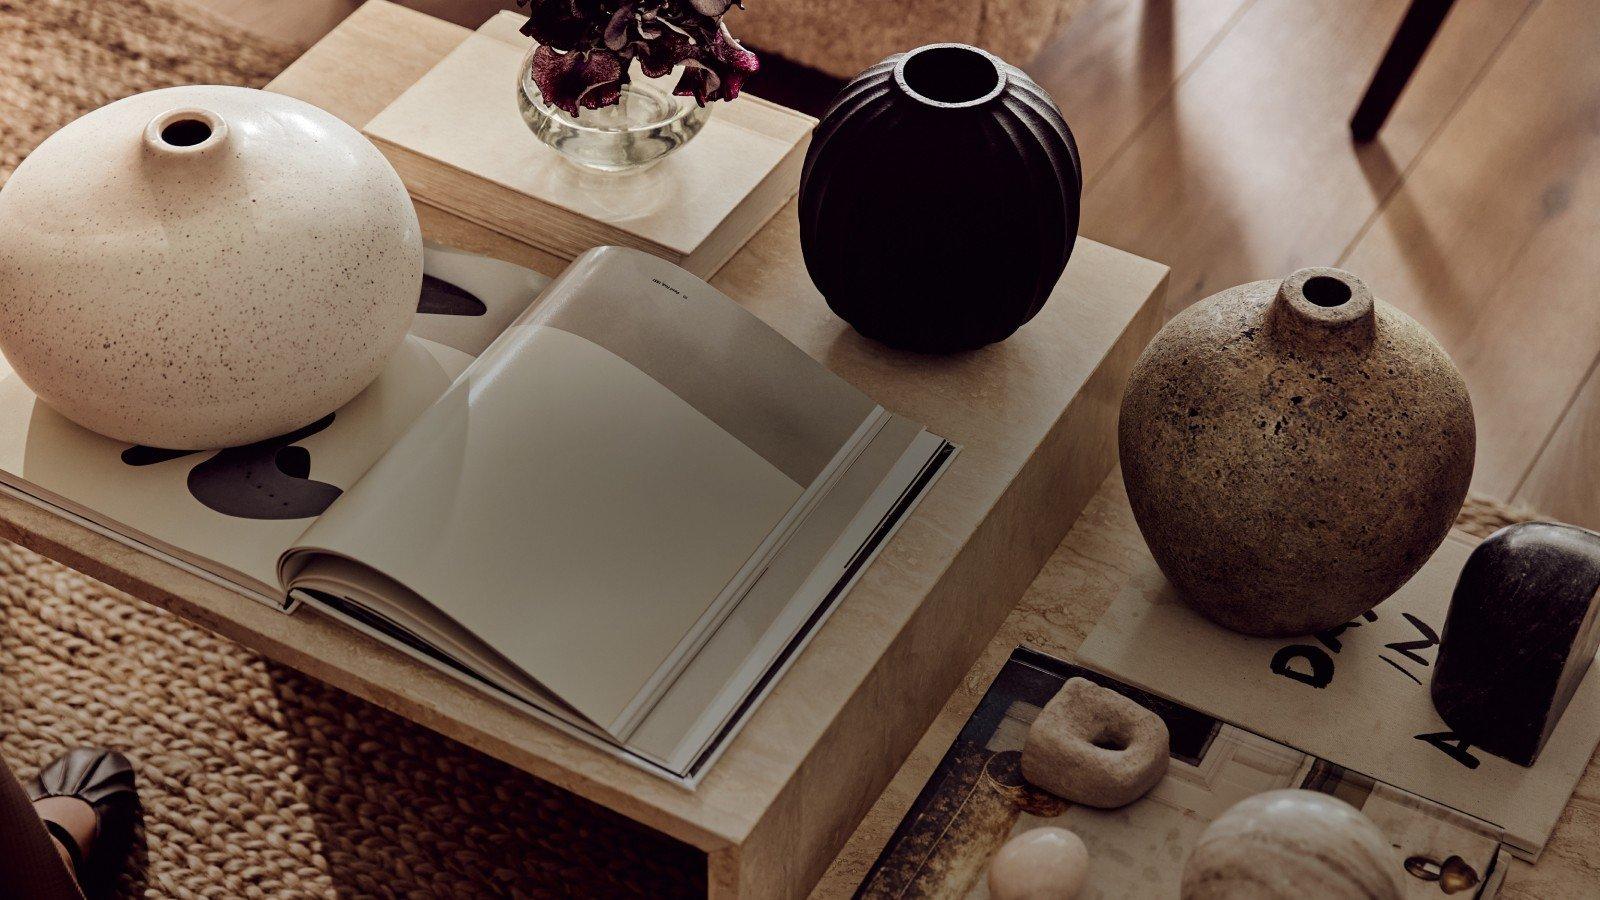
[
  {"xmin": 988, "ymin": 827, "xmax": 1089, "ymax": 900},
  {"xmin": 1181, "ymin": 789, "xmax": 1402, "ymax": 899}
]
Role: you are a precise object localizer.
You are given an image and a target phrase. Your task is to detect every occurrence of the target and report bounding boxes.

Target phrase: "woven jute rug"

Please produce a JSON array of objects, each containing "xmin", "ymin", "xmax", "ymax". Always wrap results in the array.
[{"xmin": 0, "ymin": 1, "xmax": 704, "ymax": 897}]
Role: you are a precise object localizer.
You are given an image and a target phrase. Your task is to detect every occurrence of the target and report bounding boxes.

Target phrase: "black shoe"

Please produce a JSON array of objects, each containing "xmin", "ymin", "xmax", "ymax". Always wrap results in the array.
[{"xmin": 26, "ymin": 748, "xmax": 137, "ymax": 896}]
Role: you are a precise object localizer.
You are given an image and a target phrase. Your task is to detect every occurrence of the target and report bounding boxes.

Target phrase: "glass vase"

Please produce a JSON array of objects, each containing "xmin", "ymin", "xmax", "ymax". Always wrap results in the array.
[{"xmin": 517, "ymin": 46, "xmax": 711, "ymax": 173}]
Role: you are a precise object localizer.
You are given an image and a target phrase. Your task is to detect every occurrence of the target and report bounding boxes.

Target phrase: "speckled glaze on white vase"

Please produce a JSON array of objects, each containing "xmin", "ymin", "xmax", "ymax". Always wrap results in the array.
[
  {"xmin": 0, "ymin": 85, "xmax": 421, "ymax": 449},
  {"xmin": 1181, "ymin": 789, "xmax": 1403, "ymax": 899}
]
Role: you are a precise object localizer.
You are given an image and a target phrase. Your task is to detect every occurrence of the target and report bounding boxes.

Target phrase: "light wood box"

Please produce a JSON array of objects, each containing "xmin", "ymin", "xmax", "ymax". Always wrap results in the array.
[{"xmin": 0, "ymin": 3, "xmax": 1168, "ymax": 896}]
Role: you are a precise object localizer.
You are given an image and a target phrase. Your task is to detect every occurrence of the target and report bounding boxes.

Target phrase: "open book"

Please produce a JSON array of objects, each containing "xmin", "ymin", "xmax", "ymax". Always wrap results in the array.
[{"xmin": 0, "ymin": 245, "xmax": 954, "ymax": 783}]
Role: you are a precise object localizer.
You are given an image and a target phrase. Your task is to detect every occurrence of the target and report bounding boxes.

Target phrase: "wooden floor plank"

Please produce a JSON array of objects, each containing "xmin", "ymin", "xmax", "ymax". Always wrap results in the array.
[
  {"xmin": 1342, "ymin": 0, "xmax": 1600, "ymax": 502},
  {"xmin": 1075, "ymin": 0, "xmax": 1530, "ymax": 317},
  {"xmin": 1513, "ymin": 337, "xmax": 1600, "ymax": 530},
  {"xmin": 1517, "ymin": 350, "xmax": 1600, "ymax": 528},
  {"xmin": 1024, "ymin": 0, "xmax": 1255, "ymax": 188}
]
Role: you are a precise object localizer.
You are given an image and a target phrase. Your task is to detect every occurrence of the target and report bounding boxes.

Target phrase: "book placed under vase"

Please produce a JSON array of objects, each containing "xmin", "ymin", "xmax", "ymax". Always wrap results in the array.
[
  {"xmin": 0, "ymin": 244, "xmax": 954, "ymax": 784},
  {"xmin": 365, "ymin": 12, "xmax": 812, "ymax": 278}
]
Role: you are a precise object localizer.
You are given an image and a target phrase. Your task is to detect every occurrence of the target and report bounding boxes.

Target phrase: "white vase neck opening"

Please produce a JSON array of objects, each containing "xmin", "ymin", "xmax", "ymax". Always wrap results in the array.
[{"xmin": 143, "ymin": 107, "xmax": 229, "ymax": 158}]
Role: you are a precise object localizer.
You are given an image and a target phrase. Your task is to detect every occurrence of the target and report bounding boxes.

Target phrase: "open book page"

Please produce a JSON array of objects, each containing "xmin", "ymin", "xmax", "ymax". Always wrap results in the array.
[
  {"xmin": 281, "ymin": 247, "xmax": 885, "ymax": 738},
  {"xmin": 0, "ymin": 243, "xmax": 547, "ymax": 602},
  {"xmin": 628, "ymin": 417, "xmax": 949, "ymax": 773},
  {"xmin": 0, "ymin": 336, "xmax": 469, "ymax": 599},
  {"xmin": 290, "ymin": 415, "xmax": 949, "ymax": 779}
]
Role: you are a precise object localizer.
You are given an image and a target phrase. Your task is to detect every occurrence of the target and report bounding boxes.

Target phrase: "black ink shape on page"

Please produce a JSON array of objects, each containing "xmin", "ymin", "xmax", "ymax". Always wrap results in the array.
[
  {"xmin": 1379, "ymin": 655, "xmax": 1423, "ymax": 685},
  {"xmin": 1415, "ymin": 731, "xmax": 1481, "ymax": 769},
  {"xmin": 121, "ymin": 445, "xmax": 198, "ymax": 467},
  {"xmin": 124, "ymin": 416, "xmax": 342, "ymax": 520},
  {"xmin": 1314, "ymin": 609, "xmax": 1380, "ymax": 653},
  {"xmin": 1271, "ymin": 644, "xmax": 1333, "ymax": 688},
  {"xmin": 186, "ymin": 414, "xmax": 342, "ymax": 519},
  {"xmin": 1386, "ymin": 613, "xmax": 1440, "ymax": 666},
  {"xmin": 418, "ymin": 274, "xmax": 487, "ymax": 317}
]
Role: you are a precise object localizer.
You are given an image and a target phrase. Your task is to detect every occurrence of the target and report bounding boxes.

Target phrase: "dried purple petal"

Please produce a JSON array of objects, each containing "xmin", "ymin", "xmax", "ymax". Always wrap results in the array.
[
  {"xmin": 603, "ymin": 2, "xmax": 636, "ymax": 51},
  {"xmin": 519, "ymin": 0, "xmax": 592, "ymax": 50},
  {"xmin": 518, "ymin": 0, "xmax": 758, "ymax": 112},
  {"xmin": 532, "ymin": 45, "xmax": 625, "ymax": 116},
  {"xmin": 634, "ymin": 28, "xmax": 695, "ymax": 78},
  {"xmin": 672, "ymin": 23, "xmax": 759, "ymax": 104},
  {"xmin": 635, "ymin": 8, "xmax": 664, "ymax": 40}
]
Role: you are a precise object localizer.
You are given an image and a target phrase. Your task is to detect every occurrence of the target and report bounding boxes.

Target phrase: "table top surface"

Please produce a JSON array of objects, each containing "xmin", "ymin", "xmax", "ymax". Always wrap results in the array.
[
  {"xmin": 0, "ymin": 0, "xmax": 1173, "ymax": 856},
  {"xmin": 240, "ymin": 5, "xmax": 1597, "ymax": 896}
]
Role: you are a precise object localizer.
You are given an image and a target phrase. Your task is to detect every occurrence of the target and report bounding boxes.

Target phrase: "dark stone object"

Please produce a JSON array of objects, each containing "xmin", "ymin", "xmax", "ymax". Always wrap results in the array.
[
  {"xmin": 798, "ymin": 43, "xmax": 1081, "ymax": 354},
  {"xmin": 1431, "ymin": 522, "xmax": 1600, "ymax": 767}
]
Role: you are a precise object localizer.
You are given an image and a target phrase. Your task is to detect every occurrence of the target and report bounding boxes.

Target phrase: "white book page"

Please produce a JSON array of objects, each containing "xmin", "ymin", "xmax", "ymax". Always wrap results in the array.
[
  {"xmin": 0, "ymin": 336, "xmax": 471, "ymax": 595},
  {"xmin": 285, "ymin": 322, "xmax": 804, "ymax": 733},
  {"xmin": 0, "ymin": 244, "xmax": 543, "ymax": 599}
]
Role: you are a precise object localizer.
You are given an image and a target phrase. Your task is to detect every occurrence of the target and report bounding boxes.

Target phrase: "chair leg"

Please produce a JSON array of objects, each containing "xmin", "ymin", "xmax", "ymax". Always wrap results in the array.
[{"xmin": 1350, "ymin": 0, "xmax": 1458, "ymax": 142}]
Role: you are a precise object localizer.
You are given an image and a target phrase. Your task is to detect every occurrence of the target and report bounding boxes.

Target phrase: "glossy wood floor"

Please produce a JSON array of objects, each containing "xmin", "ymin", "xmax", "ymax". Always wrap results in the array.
[
  {"xmin": 1031, "ymin": 0, "xmax": 1600, "ymax": 529},
  {"xmin": 198, "ymin": 0, "xmax": 1600, "ymax": 528}
]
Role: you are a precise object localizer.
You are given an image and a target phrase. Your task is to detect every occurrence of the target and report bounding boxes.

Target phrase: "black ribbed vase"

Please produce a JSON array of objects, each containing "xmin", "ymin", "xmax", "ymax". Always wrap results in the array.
[{"xmin": 799, "ymin": 44, "xmax": 1081, "ymax": 354}]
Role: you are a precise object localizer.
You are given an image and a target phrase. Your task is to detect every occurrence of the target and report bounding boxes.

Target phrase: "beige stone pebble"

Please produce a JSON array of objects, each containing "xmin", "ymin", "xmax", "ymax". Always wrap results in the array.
[
  {"xmin": 987, "ymin": 827, "xmax": 1089, "ymax": 900},
  {"xmin": 1020, "ymin": 677, "xmax": 1169, "ymax": 808}
]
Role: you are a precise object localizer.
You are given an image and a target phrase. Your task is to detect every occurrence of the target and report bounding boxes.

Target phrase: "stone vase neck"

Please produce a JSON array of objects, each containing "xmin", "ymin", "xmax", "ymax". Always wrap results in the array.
[{"xmin": 1268, "ymin": 267, "xmax": 1376, "ymax": 344}]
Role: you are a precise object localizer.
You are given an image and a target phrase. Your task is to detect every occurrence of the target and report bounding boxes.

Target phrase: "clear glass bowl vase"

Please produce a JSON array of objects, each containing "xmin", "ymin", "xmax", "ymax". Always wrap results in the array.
[{"xmin": 517, "ymin": 46, "xmax": 712, "ymax": 173}]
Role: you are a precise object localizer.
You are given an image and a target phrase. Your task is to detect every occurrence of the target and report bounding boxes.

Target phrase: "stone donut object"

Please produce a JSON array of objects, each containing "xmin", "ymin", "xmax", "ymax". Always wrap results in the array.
[{"xmin": 1020, "ymin": 677, "xmax": 1169, "ymax": 808}]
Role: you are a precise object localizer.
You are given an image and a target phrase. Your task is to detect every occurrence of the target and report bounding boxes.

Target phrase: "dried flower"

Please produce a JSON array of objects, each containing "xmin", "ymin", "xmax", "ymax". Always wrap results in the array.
[{"xmin": 518, "ymin": 0, "xmax": 760, "ymax": 117}]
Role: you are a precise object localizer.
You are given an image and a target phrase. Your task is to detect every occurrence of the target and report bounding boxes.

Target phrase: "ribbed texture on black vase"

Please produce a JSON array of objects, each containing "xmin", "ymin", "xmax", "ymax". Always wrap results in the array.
[{"xmin": 799, "ymin": 44, "xmax": 1082, "ymax": 354}]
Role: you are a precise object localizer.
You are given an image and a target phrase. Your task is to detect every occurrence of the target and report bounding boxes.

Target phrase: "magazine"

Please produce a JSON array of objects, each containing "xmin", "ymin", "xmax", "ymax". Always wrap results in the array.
[
  {"xmin": 858, "ymin": 649, "xmax": 1508, "ymax": 899},
  {"xmin": 0, "ymin": 244, "xmax": 954, "ymax": 783}
]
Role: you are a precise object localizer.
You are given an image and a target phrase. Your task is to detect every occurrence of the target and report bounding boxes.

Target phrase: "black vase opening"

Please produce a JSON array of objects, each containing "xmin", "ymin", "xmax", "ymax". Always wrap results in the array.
[{"xmin": 799, "ymin": 43, "xmax": 1082, "ymax": 354}]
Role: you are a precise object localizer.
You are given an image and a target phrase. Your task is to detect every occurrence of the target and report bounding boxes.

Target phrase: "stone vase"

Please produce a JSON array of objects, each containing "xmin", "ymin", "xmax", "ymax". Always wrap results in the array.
[
  {"xmin": 0, "ymin": 85, "xmax": 422, "ymax": 449},
  {"xmin": 799, "ymin": 43, "xmax": 1081, "ymax": 354},
  {"xmin": 1119, "ymin": 268, "xmax": 1475, "ymax": 637}
]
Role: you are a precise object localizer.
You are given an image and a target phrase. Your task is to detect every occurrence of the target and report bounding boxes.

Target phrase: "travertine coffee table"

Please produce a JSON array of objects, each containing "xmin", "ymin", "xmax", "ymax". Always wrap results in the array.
[{"xmin": 0, "ymin": 3, "xmax": 1167, "ymax": 896}]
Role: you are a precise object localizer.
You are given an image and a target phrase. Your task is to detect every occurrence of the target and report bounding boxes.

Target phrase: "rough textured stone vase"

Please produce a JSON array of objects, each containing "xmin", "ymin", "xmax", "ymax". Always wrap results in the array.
[
  {"xmin": 799, "ymin": 43, "xmax": 1081, "ymax": 354},
  {"xmin": 1119, "ymin": 268, "xmax": 1475, "ymax": 636},
  {"xmin": 0, "ymin": 85, "xmax": 422, "ymax": 449}
]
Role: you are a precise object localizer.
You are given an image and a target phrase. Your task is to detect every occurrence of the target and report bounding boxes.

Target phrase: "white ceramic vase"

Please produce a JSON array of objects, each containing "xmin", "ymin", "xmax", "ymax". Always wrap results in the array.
[{"xmin": 0, "ymin": 85, "xmax": 422, "ymax": 449}]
